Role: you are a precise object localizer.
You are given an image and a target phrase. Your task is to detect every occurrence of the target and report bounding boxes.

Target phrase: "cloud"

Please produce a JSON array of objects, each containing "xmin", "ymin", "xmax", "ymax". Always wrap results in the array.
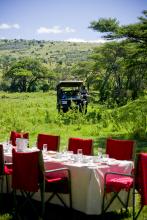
[
  {"xmin": 0, "ymin": 23, "xmax": 20, "ymax": 30},
  {"xmin": 64, "ymin": 38, "xmax": 107, "ymax": 43},
  {"xmin": 0, "ymin": 37, "xmax": 6, "ymax": 39},
  {"xmin": 37, "ymin": 26, "xmax": 76, "ymax": 34},
  {"xmin": 64, "ymin": 38, "xmax": 87, "ymax": 43}
]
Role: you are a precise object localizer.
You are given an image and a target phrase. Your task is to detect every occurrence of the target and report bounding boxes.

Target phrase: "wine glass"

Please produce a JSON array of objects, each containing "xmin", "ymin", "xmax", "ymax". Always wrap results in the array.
[
  {"xmin": 77, "ymin": 149, "xmax": 83, "ymax": 162},
  {"xmin": 43, "ymin": 144, "xmax": 48, "ymax": 153},
  {"xmin": 98, "ymin": 147, "xmax": 103, "ymax": 159}
]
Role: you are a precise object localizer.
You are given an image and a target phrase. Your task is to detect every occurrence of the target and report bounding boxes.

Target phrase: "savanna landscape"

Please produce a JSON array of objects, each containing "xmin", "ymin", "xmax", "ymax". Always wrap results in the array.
[{"xmin": 0, "ymin": 9, "xmax": 147, "ymax": 220}]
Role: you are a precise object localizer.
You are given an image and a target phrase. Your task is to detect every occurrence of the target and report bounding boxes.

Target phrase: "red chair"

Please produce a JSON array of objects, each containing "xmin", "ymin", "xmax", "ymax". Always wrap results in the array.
[
  {"xmin": 0, "ymin": 144, "xmax": 13, "ymax": 193},
  {"xmin": 10, "ymin": 131, "xmax": 29, "ymax": 146},
  {"xmin": 37, "ymin": 134, "xmax": 60, "ymax": 151},
  {"xmin": 12, "ymin": 149, "xmax": 72, "ymax": 218},
  {"xmin": 102, "ymin": 138, "xmax": 135, "ymax": 214},
  {"xmin": 12, "ymin": 148, "xmax": 45, "ymax": 218},
  {"xmin": 44, "ymin": 162, "xmax": 72, "ymax": 208},
  {"xmin": 68, "ymin": 137, "xmax": 93, "ymax": 155},
  {"xmin": 106, "ymin": 138, "xmax": 135, "ymax": 160},
  {"xmin": 133, "ymin": 153, "xmax": 147, "ymax": 220},
  {"xmin": 102, "ymin": 171, "xmax": 134, "ymax": 214}
]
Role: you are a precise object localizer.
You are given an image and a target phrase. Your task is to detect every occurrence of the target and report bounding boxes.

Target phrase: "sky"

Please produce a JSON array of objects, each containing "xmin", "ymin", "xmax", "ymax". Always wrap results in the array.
[{"xmin": 0, "ymin": 0, "xmax": 146, "ymax": 42}]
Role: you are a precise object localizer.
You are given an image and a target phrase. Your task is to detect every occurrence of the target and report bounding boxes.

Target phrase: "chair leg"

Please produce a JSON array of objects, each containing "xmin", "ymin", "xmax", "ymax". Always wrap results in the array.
[
  {"xmin": 40, "ymin": 183, "xmax": 45, "ymax": 218},
  {"xmin": 46, "ymin": 192, "xmax": 56, "ymax": 203},
  {"xmin": 0, "ymin": 176, "xmax": 4, "ymax": 193},
  {"xmin": 12, "ymin": 189, "xmax": 17, "ymax": 217},
  {"xmin": 134, "ymin": 206, "xmax": 144, "ymax": 220},
  {"xmin": 102, "ymin": 190, "xmax": 131, "ymax": 214},
  {"xmin": 102, "ymin": 189, "xmax": 120, "ymax": 213},
  {"xmin": 102, "ymin": 191, "xmax": 105, "ymax": 213},
  {"xmin": 132, "ymin": 187, "xmax": 136, "ymax": 220},
  {"xmin": 125, "ymin": 189, "xmax": 131, "ymax": 212},
  {"xmin": 6, "ymin": 175, "xmax": 10, "ymax": 193},
  {"xmin": 69, "ymin": 191, "xmax": 72, "ymax": 209}
]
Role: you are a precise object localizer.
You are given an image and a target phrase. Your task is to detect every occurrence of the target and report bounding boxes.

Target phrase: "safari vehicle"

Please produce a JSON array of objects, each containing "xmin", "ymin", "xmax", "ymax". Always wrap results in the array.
[{"xmin": 56, "ymin": 80, "xmax": 88, "ymax": 113}]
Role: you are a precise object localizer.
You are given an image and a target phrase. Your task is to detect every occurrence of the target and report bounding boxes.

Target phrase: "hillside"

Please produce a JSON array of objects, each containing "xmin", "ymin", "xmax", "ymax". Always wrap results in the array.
[{"xmin": 0, "ymin": 39, "xmax": 99, "ymax": 66}]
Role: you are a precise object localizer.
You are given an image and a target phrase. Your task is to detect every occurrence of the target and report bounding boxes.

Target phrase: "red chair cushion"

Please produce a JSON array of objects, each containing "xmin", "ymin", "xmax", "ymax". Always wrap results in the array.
[
  {"xmin": 106, "ymin": 175, "xmax": 133, "ymax": 193},
  {"xmin": 68, "ymin": 137, "xmax": 93, "ymax": 155},
  {"xmin": 44, "ymin": 162, "xmax": 69, "ymax": 193},
  {"xmin": 45, "ymin": 175, "xmax": 69, "ymax": 194},
  {"xmin": 4, "ymin": 164, "xmax": 13, "ymax": 175},
  {"xmin": 106, "ymin": 138, "xmax": 134, "ymax": 160}
]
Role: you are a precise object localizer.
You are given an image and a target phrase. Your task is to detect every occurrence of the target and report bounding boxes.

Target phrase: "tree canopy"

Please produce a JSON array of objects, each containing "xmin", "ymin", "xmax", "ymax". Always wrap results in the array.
[
  {"xmin": 89, "ymin": 10, "xmax": 147, "ymax": 106},
  {"xmin": 3, "ymin": 57, "xmax": 51, "ymax": 92}
]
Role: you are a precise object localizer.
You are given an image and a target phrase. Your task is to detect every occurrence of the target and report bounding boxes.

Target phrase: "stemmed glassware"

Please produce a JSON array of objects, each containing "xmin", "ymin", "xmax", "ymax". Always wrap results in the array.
[
  {"xmin": 98, "ymin": 147, "xmax": 103, "ymax": 159},
  {"xmin": 77, "ymin": 149, "xmax": 83, "ymax": 162},
  {"xmin": 43, "ymin": 144, "xmax": 48, "ymax": 154}
]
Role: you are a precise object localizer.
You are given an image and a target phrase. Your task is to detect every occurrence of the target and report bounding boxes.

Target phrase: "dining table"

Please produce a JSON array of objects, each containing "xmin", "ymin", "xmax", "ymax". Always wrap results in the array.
[{"xmin": 4, "ymin": 147, "xmax": 134, "ymax": 215}]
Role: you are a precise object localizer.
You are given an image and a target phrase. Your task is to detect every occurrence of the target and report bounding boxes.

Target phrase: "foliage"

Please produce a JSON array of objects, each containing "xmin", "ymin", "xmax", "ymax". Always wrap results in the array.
[
  {"xmin": 89, "ymin": 10, "xmax": 147, "ymax": 44},
  {"xmin": 0, "ymin": 214, "xmax": 12, "ymax": 220},
  {"xmin": 0, "ymin": 40, "xmax": 98, "ymax": 86},
  {"xmin": 89, "ymin": 17, "xmax": 119, "ymax": 32},
  {"xmin": 2, "ymin": 57, "xmax": 51, "ymax": 92},
  {"xmin": 71, "ymin": 61, "xmax": 96, "ymax": 90},
  {"xmin": 89, "ymin": 10, "xmax": 147, "ymax": 106},
  {"xmin": 0, "ymin": 92, "xmax": 146, "ymax": 152}
]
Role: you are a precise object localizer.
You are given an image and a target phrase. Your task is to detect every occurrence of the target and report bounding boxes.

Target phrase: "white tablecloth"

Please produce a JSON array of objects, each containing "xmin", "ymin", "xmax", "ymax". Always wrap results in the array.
[{"xmin": 4, "ymin": 151, "xmax": 133, "ymax": 215}]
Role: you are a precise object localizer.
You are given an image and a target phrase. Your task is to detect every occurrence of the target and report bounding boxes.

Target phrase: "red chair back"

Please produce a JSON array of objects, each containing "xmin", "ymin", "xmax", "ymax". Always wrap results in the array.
[
  {"xmin": 37, "ymin": 134, "xmax": 60, "ymax": 151},
  {"xmin": 10, "ymin": 131, "xmax": 29, "ymax": 146},
  {"xmin": 135, "ymin": 153, "xmax": 147, "ymax": 206},
  {"xmin": 106, "ymin": 138, "xmax": 135, "ymax": 160},
  {"xmin": 12, "ymin": 148, "xmax": 42, "ymax": 192},
  {"xmin": 68, "ymin": 137, "xmax": 93, "ymax": 155}
]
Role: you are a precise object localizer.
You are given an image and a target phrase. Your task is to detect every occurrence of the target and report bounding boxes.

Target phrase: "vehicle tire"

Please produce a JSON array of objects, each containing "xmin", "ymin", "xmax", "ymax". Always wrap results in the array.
[{"xmin": 62, "ymin": 106, "xmax": 68, "ymax": 113}]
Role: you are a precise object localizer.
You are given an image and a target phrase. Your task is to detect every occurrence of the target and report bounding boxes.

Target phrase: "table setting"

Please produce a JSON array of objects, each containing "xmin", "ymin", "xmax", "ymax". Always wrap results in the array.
[{"xmin": 2, "ymin": 145, "xmax": 134, "ymax": 215}]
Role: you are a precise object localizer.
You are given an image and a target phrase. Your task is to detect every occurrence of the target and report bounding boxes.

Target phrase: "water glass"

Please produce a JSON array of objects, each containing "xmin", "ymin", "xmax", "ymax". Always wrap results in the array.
[
  {"xmin": 67, "ymin": 151, "xmax": 74, "ymax": 159},
  {"xmin": 77, "ymin": 149, "xmax": 83, "ymax": 162},
  {"xmin": 43, "ymin": 144, "xmax": 48, "ymax": 153},
  {"xmin": 98, "ymin": 147, "xmax": 103, "ymax": 159},
  {"xmin": 56, "ymin": 152, "xmax": 62, "ymax": 159},
  {"xmin": 103, "ymin": 154, "xmax": 109, "ymax": 159}
]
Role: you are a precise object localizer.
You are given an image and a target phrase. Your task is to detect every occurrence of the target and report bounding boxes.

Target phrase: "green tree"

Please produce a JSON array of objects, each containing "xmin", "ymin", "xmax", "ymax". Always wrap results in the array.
[
  {"xmin": 90, "ymin": 42, "xmax": 129, "ymax": 106},
  {"xmin": 89, "ymin": 10, "xmax": 147, "ymax": 105},
  {"xmin": 89, "ymin": 10, "xmax": 147, "ymax": 46},
  {"xmin": 71, "ymin": 61, "xmax": 96, "ymax": 90},
  {"xmin": 3, "ymin": 57, "xmax": 50, "ymax": 92}
]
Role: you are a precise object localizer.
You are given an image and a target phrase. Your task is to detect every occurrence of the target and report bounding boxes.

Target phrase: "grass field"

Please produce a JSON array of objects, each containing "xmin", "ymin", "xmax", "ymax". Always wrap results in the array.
[
  {"xmin": 0, "ymin": 91, "xmax": 146, "ymax": 152},
  {"xmin": 0, "ymin": 91, "xmax": 147, "ymax": 219}
]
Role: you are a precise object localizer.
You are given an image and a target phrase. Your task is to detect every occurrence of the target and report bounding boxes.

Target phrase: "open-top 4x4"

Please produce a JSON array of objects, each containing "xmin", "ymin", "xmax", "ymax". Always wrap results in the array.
[{"xmin": 56, "ymin": 80, "xmax": 88, "ymax": 113}]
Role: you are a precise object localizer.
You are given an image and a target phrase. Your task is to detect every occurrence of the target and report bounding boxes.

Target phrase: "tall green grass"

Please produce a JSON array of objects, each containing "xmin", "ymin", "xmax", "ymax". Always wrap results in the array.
[{"xmin": 0, "ymin": 91, "xmax": 147, "ymax": 154}]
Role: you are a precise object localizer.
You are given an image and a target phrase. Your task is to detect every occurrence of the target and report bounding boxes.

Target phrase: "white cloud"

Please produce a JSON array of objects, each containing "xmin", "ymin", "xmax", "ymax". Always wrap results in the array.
[
  {"xmin": 64, "ymin": 38, "xmax": 107, "ymax": 43},
  {"xmin": 89, "ymin": 39, "xmax": 107, "ymax": 43},
  {"xmin": 0, "ymin": 23, "xmax": 20, "ymax": 30},
  {"xmin": 0, "ymin": 36, "xmax": 6, "ymax": 39},
  {"xmin": 37, "ymin": 26, "xmax": 76, "ymax": 34},
  {"xmin": 64, "ymin": 27, "xmax": 75, "ymax": 33},
  {"xmin": 13, "ymin": 24, "xmax": 20, "ymax": 29},
  {"xmin": 64, "ymin": 38, "xmax": 87, "ymax": 43}
]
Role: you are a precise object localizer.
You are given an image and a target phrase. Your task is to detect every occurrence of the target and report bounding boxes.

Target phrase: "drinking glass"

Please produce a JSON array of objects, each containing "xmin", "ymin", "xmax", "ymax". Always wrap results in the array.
[
  {"xmin": 43, "ymin": 144, "xmax": 48, "ymax": 153},
  {"xmin": 98, "ymin": 147, "xmax": 103, "ymax": 159},
  {"xmin": 77, "ymin": 149, "xmax": 83, "ymax": 162}
]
